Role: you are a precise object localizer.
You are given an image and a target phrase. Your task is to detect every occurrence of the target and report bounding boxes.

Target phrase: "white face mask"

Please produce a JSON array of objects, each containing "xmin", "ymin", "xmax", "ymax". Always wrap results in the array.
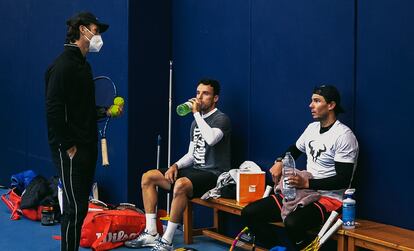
[{"xmin": 84, "ymin": 27, "xmax": 103, "ymax": 52}]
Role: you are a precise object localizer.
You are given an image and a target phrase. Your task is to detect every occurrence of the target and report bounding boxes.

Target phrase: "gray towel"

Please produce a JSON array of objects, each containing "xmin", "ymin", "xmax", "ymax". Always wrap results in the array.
[
  {"xmin": 201, "ymin": 171, "xmax": 235, "ymax": 200},
  {"xmin": 275, "ymin": 170, "xmax": 321, "ymax": 221}
]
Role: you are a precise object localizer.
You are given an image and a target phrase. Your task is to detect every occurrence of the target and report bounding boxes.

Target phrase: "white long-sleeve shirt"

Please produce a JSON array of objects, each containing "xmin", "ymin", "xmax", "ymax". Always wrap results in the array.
[{"xmin": 175, "ymin": 108, "xmax": 224, "ymax": 169}]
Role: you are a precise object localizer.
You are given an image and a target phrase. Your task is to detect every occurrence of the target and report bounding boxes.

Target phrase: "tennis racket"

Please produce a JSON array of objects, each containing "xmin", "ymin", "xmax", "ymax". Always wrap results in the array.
[
  {"xmin": 301, "ymin": 211, "xmax": 343, "ymax": 251},
  {"xmin": 94, "ymin": 76, "xmax": 117, "ymax": 167},
  {"xmin": 229, "ymin": 226, "xmax": 255, "ymax": 251}
]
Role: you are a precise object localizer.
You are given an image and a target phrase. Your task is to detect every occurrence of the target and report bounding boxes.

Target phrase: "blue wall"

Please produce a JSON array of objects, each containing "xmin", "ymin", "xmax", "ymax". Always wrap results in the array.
[
  {"xmin": 171, "ymin": 0, "xmax": 414, "ymax": 230},
  {"xmin": 128, "ymin": 0, "xmax": 171, "ymax": 208},
  {"xmin": 0, "ymin": 0, "xmax": 130, "ymax": 203},
  {"xmin": 354, "ymin": 0, "xmax": 414, "ymax": 229}
]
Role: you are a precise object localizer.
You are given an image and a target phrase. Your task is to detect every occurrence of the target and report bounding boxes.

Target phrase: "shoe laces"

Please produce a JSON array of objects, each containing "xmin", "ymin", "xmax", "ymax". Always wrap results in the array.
[
  {"xmin": 153, "ymin": 238, "xmax": 171, "ymax": 250},
  {"xmin": 139, "ymin": 230, "xmax": 149, "ymax": 237}
]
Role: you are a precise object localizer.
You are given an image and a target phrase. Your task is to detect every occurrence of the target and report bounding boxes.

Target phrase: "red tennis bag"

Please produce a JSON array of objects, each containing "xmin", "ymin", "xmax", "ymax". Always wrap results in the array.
[
  {"xmin": 80, "ymin": 204, "xmax": 163, "ymax": 251},
  {"xmin": 1, "ymin": 188, "xmax": 42, "ymax": 221}
]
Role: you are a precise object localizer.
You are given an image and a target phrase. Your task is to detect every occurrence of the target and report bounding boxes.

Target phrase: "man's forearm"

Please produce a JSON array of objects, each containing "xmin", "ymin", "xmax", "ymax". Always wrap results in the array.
[
  {"xmin": 193, "ymin": 112, "xmax": 223, "ymax": 146},
  {"xmin": 175, "ymin": 142, "xmax": 195, "ymax": 169}
]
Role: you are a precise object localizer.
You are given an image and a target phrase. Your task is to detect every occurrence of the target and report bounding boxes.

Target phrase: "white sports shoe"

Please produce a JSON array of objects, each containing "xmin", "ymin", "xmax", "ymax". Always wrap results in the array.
[
  {"xmin": 124, "ymin": 230, "xmax": 160, "ymax": 248},
  {"xmin": 150, "ymin": 238, "xmax": 174, "ymax": 251}
]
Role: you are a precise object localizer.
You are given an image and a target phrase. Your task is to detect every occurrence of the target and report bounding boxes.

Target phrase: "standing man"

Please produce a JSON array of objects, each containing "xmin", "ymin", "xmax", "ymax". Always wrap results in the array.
[
  {"xmin": 125, "ymin": 79, "xmax": 232, "ymax": 251},
  {"xmin": 241, "ymin": 85, "xmax": 359, "ymax": 249},
  {"xmin": 45, "ymin": 12, "xmax": 110, "ymax": 251}
]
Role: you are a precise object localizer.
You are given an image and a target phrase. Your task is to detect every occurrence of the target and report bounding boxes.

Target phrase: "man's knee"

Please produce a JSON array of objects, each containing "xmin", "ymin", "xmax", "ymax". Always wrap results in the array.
[
  {"xmin": 141, "ymin": 169, "xmax": 161, "ymax": 187},
  {"xmin": 173, "ymin": 178, "xmax": 192, "ymax": 196}
]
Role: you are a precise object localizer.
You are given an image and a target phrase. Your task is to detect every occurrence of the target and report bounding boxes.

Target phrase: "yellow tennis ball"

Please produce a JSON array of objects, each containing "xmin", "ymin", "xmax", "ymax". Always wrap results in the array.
[
  {"xmin": 110, "ymin": 105, "xmax": 121, "ymax": 117},
  {"xmin": 114, "ymin": 96, "xmax": 124, "ymax": 106}
]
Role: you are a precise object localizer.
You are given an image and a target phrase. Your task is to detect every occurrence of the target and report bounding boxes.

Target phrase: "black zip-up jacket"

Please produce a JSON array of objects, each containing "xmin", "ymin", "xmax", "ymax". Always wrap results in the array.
[{"xmin": 45, "ymin": 46, "xmax": 98, "ymax": 151}]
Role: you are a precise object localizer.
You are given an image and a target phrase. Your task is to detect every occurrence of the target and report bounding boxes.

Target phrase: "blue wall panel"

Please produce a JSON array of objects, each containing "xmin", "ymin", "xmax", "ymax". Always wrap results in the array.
[
  {"xmin": 355, "ymin": 0, "xmax": 414, "ymax": 229},
  {"xmin": 0, "ymin": 2, "xmax": 32, "ymax": 185},
  {"xmin": 250, "ymin": 0, "xmax": 356, "ymax": 167},
  {"xmin": 127, "ymin": 0, "xmax": 171, "ymax": 207},
  {"xmin": 0, "ymin": 0, "xmax": 129, "ymax": 203}
]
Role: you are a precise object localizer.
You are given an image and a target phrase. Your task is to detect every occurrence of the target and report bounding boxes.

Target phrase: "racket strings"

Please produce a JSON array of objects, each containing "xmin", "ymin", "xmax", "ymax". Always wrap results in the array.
[
  {"xmin": 94, "ymin": 76, "xmax": 117, "ymax": 167},
  {"xmin": 301, "ymin": 237, "xmax": 320, "ymax": 251}
]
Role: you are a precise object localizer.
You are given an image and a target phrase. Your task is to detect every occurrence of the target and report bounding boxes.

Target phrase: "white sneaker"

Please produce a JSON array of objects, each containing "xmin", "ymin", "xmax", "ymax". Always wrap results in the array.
[
  {"xmin": 124, "ymin": 230, "xmax": 160, "ymax": 248},
  {"xmin": 150, "ymin": 238, "xmax": 174, "ymax": 251}
]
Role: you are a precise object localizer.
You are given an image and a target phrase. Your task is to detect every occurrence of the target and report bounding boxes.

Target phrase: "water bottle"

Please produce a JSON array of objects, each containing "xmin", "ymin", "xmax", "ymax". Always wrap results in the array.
[
  {"xmin": 282, "ymin": 152, "xmax": 296, "ymax": 201},
  {"xmin": 342, "ymin": 188, "xmax": 356, "ymax": 229},
  {"xmin": 176, "ymin": 101, "xmax": 192, "ymax": 116}
]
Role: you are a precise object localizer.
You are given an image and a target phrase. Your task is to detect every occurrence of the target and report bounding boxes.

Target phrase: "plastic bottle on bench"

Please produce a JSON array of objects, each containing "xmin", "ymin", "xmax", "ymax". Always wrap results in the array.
[{"xmin": 342, "ymin": 188, "xmax": 356, "ymax": 229}]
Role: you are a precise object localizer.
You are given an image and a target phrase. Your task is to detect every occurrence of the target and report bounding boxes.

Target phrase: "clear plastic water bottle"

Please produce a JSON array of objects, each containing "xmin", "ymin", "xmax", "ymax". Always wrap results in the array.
[
  {"xmin": 176, "ymin": 101, "xmax": 192, "ymax": 116},
  {"xmin": 342, "ymin": 188, "xmax": 356, "ymax": 229},
  {"xmin": 282, "ymin": 152, "xmax": 296, "ymax": 201}
]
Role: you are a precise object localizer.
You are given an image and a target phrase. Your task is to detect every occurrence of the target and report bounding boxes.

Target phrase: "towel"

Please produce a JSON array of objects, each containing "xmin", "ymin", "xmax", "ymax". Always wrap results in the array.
[{"xmin": 275, "ymin": 169, "xmax": 321, "ymax": 221}]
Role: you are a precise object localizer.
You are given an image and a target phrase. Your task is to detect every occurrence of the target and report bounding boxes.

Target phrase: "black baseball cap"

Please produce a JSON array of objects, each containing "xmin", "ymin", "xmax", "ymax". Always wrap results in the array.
[
  {"xmin": 66, "ymin": 12, "xmax": 109, "ymax": 33},
  {"xmin": 313, "ymin": 84, "xmax": 345, "ymax": 113}
]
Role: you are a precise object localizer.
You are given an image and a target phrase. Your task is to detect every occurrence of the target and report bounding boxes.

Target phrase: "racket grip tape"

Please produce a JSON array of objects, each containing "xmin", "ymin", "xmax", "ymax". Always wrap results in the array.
[
  {"xmin": 101, "ymin": 138, "xmax": 109, "ymax": 166},
  {"xmin": 317, "ymin": 210, "xmax": 338, "ymax": 238}
]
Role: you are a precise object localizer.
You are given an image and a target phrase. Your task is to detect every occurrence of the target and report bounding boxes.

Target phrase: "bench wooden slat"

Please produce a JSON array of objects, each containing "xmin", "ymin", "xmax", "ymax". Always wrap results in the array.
[
  {"xmin": 345, "ymin": 220, "xmax": 414, "ymax": 251},
  {"xmin": 201, "ymin": 229, "xmax": 267, "ymax": 251}
]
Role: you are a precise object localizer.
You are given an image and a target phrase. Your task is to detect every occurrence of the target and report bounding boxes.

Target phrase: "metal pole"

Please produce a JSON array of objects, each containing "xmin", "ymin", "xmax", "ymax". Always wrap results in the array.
[{"xmin": 167, "ymin": 60, "xmax": 173, "ymax": 215}]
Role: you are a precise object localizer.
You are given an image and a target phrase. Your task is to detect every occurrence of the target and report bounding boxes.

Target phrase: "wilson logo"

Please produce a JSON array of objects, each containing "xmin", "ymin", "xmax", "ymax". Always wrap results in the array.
[{"xmin": 95, "ymin": 231, "xmax": 140, "ymax": 242}]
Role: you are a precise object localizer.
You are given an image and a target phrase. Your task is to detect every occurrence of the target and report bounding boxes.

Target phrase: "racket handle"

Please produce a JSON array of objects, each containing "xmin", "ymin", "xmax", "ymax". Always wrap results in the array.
[
  {"xmin": 319, "ymin": 219, "xmax": 343, "ymax": 245},
  {"xmin": 101, "ymin": 138, "xmax": 109, "ymax": 166},
  {"xmin": 317, "ymin": 211, "xmax": 338, "ymax": 238}
]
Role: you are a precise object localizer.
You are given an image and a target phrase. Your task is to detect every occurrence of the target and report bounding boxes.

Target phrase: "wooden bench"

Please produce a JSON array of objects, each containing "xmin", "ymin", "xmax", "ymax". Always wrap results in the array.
[
  {"xmin": 183, "ymin": 198, "xmax": 414, "ymax": 251},
  {"xmin": 343, "ymin": 220, "xmax": 414, "ymax": 251},
  {"xmin": 183, "ymin": 197, "xmax": 346, "ymax": 251}
]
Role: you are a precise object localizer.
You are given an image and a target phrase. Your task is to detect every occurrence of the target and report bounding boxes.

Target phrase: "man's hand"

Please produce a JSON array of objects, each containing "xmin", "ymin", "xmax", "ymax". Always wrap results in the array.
[
  {"xmin": 286, "ymin": 174, "xmax": 309, "ymax": 189},
  {"xmin": 189, "ymin": 98, "xmax": 201, "ymax": 113},
  {"xmin": 66, "ymin": 145, "xmax": 77, "ymax": 159},
  {"xmin": 269, "ymin": 161, "xmax": 282, "ymax": 184},
  {"xmin": 106, "ymin": 105, "xmax": 124, "ymax": 117},
  {"xmin": 165, "ymin": 164, "xmax": 178, "ymax": 184}
]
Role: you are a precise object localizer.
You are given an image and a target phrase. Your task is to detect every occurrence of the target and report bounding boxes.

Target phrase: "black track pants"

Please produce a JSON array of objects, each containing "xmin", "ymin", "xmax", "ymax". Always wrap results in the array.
[
  {"xmin": 241, "ymin": 193, "xmax": 329, "ymax": 250},
  {"xmin": 50, "ymin": 144, "xmax": 97, "ymax": 251}
]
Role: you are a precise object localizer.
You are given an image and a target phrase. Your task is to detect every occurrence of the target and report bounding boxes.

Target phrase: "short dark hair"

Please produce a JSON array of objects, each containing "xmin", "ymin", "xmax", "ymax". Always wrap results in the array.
[
  {"xmin": 313, "ymin": 84, "xmax": 345, "ymax": 115},
  {"xmin": 65, "ymin": 23, "xmax": 82, "ymax": 43},
  {"xmin": 198, "ymin": 79, "xmax": 220, "ymax": 96}
]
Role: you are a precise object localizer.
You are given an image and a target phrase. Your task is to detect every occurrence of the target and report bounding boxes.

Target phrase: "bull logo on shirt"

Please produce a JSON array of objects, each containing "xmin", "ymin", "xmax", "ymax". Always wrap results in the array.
[{"xmin": 308, "ymin": 140, "xmax": 326, "ymax": 162}]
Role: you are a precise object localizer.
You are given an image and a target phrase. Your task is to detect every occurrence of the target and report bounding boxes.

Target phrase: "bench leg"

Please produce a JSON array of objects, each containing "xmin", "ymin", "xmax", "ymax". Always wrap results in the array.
[
  {"xmin": 183, "ymin": 201, "xmax": 193, "ymax": 244},
  {"xmin": 213, "ymin": 208, "xmax": 219, "ymax": 231},
  {"xmin": 347, "ymin": 236, "xmax": 356, "ymax": 251},
  {"xmin": 337, "ymin": 234, "xmax": 347, "ymax": 251}
]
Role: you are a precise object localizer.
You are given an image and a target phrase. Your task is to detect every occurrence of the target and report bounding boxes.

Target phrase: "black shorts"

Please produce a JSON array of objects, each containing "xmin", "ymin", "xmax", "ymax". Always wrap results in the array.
[{"xmin": 159, "ymin": 167, "xmax": 218, "ymax": 198}]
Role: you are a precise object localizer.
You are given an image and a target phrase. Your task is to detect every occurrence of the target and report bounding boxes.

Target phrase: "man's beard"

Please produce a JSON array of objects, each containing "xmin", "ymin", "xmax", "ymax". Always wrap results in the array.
[
  {"xmin": 313, "ymin": 112, "xmax": 328, "ymax": 121},
  {"xmin": 200, "ymin": 103, "xmax": 213, "ymax": 113}
]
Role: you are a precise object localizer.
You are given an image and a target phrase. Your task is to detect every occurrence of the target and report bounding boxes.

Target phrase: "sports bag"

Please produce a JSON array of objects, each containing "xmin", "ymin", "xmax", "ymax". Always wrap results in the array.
[
  {"xmin": 80, "ymin": 202, "xmax": 163, "ymax": 251},
  {"xmin": 1, "ymin": 188, "xmax": 43, "ymax": 221}
]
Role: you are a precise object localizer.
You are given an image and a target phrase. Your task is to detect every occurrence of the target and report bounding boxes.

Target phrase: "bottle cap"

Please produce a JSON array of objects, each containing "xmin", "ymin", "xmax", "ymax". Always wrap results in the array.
[{"xmin": 344, "ymin": 188, "xmax": 356, "ymax": 195}]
